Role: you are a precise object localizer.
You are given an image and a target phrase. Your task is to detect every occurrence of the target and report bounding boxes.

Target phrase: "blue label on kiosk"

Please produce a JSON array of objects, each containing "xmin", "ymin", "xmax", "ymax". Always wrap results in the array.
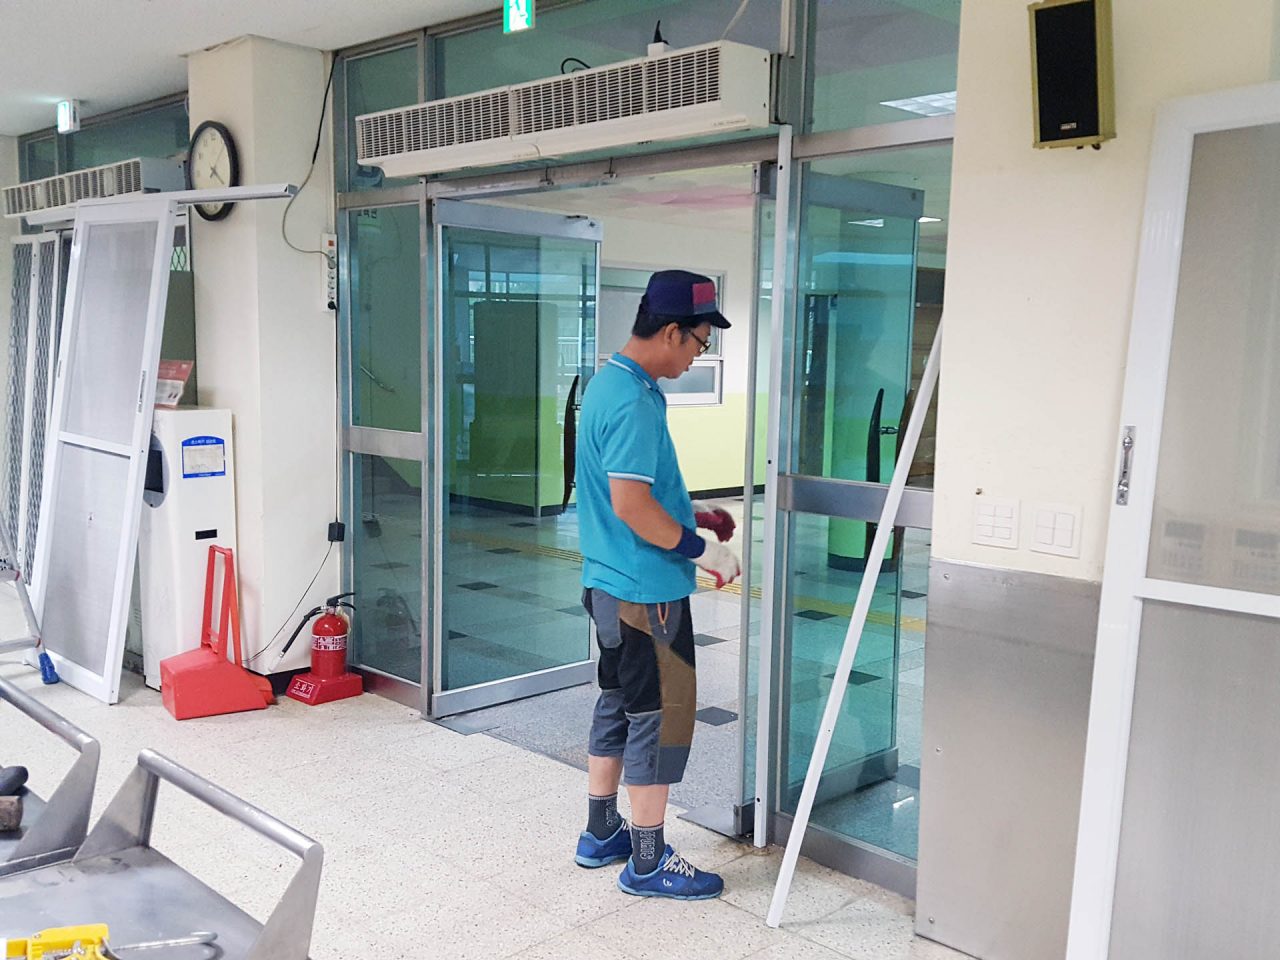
[{"xmin": 181, "ymin": 436, "xmax": 226, "ymax": 478}]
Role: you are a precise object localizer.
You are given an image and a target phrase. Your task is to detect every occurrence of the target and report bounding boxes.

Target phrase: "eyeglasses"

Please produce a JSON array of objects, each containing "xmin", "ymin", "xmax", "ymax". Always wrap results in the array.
[{"xmin": 687, "ymin": 330, "xmax": 711, "ymax": 355}]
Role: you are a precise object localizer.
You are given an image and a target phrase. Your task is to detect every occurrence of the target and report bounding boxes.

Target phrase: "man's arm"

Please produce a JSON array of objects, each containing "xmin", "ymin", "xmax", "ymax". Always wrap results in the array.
[
  {"xmin": 610, "ymin": 478, "xmax": 682, "ymax": 549},
  {"xmin": 611, "ymin": 478, "xmax": 741, "ymax": 588}
]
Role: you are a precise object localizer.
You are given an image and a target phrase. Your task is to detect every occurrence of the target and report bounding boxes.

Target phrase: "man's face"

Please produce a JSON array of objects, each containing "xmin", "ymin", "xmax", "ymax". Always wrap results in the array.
[{"xmin": 660, "ymin": 321, "xmax": 712, "ymax": 379}]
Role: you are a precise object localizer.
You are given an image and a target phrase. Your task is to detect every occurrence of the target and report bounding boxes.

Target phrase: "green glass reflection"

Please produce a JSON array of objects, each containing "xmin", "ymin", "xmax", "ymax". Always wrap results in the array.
[
  {"xmin": 66, "ymin": 101, "xmax": 189, "ymax": 172},
  {"xmin": 436, "ymin": 0, "xmax": 782, "ymax": 98},
  {"xmin": 21, "ymin": 137, "xmax": 57, "ymax": 182},
  {"xmin": 439, "ymin": 225, "xmax": 597, "ymax": 691},
  {"xmin": 350, "ymin": 454, "xmax": 423, "ymax": 683},
  {"xmin": 348, "ymin": 205, "xmax": 422, "ymax": 431},
  {"xmin": 778, "ymin": 512, "xmax": 910, "ymax": 850},
  {"xmin": 344, "ymin": 45, "xmax": 420, "ymax": 192},
  {"xmin": 807, "ymin": 2, "xmax": 960, "ymax": 135}
]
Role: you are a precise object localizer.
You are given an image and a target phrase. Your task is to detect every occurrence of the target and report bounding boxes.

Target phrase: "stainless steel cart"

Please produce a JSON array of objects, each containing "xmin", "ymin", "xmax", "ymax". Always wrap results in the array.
[
  {"xmin": 0, "ymin": 676, "xmax": 98, "ymax": 877},
  {"xmin": 0, "ymin": 749, "xmax": 323, "ymax": 959}
]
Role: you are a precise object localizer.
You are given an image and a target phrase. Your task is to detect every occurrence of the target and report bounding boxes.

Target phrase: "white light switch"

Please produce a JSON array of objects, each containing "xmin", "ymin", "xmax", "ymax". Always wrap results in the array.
[
  {"xmin": 1030, "ymin": 502, "xmax": 1082, "ymax": 558},
  {"xmin": 973, "ymin": 496, "xmax": 1019, "ymax": 549}
]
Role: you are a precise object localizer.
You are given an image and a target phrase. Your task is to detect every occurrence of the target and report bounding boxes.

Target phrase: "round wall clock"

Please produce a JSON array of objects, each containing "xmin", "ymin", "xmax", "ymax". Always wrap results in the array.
[{"xmin": 185, "ymin": 120, "xmax": 240, "ymax": 221}]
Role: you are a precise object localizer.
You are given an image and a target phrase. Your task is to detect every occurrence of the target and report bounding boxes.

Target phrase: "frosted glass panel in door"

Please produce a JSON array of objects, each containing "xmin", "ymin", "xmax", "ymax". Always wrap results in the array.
[{"xmin": 1147, "ymin": 124, "xmax": 1280, "ymax": 595}]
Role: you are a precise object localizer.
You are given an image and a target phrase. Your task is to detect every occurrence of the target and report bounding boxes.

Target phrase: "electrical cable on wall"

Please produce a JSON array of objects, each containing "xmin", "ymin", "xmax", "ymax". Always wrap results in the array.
[
  {"xmin": 561, "ymin": 56, "xmax": 592, "ymax": 73},
  {"xmin": 280, "ymin": 53, "xmax": 338, "ymax": 263},
  {"xmin": 243, "ymin": 541, "xmax": 335, "ymax": 666}
]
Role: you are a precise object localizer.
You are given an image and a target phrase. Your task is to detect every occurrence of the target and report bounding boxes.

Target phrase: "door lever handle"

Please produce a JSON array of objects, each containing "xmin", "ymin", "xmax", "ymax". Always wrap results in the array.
[{"xmin": 1115, "ymin": 426, "xmax": 1135, "ymax": 505}]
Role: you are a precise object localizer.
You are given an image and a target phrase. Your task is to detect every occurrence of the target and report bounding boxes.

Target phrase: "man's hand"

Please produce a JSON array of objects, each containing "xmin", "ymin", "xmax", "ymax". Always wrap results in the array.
[
  {"xmin": 691, "ymin": 500, "xmax": 736, "ymax": 543},
  {"xmin": 694, "ymin": 540, "xmax": 741, "ymax": 589}
]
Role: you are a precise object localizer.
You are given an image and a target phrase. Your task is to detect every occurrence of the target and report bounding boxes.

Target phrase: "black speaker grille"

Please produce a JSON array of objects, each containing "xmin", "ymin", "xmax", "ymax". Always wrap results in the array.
[{"xmin": 1035, "ymin": 1, "xmax": 1100, "ymax": 143}]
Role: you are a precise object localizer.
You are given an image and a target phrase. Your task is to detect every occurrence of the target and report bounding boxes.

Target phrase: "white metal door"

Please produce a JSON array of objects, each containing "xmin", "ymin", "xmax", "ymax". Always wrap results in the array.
[
  {"xmin": 31, "ymin": 197, "xmax": 177, "ymax": 703},
  {"xmin": 1068, "ymin": 82, "xmax": 1280, "ymax": 958}
]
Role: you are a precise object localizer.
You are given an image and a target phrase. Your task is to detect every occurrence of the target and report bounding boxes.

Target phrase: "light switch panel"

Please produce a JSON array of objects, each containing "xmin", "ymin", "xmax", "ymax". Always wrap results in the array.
[
  {"xmin": 973, "ymin": 496, "xmax": 1019, "ymax": 549},
  {"xmin": 1029, "ymin": 502, "xmax": 1082, "ymax": 558}
]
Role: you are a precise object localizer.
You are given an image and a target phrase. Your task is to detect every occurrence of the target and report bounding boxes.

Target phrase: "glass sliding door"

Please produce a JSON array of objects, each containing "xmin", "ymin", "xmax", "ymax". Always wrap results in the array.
[
  {"xmin": 340, "ymin": 198, "xmax": 427, "ymax": 694},
  {"xmin": 765, "ymin": 160, "xmax": 935, "ymax": 880},
  {"xmin": 429, "ymin": 199, "xmax": 601, "ymax": 715}
]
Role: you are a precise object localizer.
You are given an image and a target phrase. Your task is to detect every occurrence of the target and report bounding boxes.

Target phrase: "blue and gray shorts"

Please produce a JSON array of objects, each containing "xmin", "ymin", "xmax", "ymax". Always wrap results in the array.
[{"xmin": 583, "ymin": 588, "xmax": 697, "ymax": 786}]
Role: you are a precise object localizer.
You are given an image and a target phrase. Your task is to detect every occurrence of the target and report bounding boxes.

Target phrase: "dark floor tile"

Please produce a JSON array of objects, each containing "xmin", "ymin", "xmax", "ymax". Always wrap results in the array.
[
  {"xmin": 900, "ymin": 590, "xmax": 927, "ymax": 600},
  {"xmin": 823, "ymin": 669, "xmax": 881, "ymax": 686},
  {"xmin": 694, "ymin": 633, "xmax": 727, "ymax": 647},
  {"xmin": 895, "ymin": 764, "xmax": 921, "ymax": 789},
  {"xmin": 695, "ymin": 706, "xmax": 738, "ymax": 726},
  {"xmin": 796, "ymin": 609, "xmax": 836, "ymax": 621},
  {"xmin": 509, "ymin": 521, "xmax": 537, "ymax": 528},
  {"xmin": 488, "ymin": 547, "xmax": 521, "ymax": 555},
  {"xmin": 459, "ymin": 581, "xmax": 499, "ymax": 590}
]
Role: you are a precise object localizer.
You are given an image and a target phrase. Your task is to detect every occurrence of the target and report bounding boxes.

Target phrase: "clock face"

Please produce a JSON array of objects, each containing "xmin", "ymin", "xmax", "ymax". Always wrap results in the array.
[{"xmin": 185, "ymin": 120, "xmax": 240, "ymax": 221}]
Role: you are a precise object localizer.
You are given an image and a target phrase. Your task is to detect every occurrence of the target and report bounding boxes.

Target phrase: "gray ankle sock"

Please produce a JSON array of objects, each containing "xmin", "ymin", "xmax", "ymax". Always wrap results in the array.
[
  {"xmin": 631, "ymin": 822, "xmax": 664, "ymax": 875},
  {"xmin": 587, "ymin": 793, "xmax": 621, "ymax": 840}
]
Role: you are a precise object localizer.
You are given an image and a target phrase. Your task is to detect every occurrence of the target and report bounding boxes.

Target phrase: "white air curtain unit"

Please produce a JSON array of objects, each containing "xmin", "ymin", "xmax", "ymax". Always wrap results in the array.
[
  {"xmin": 139, "ymin": 408, "xmax": 238, "ymax": 690},
  {"xmin": 3, "ymin": 235, "xmax": 67, "ymax": 586},
  {"xmin": 2, "ymin": 158, "xmax": 184, "ymax": 223},
  {"xmin": 356, "ymin": 41, "xmax": 773, "ymax": 177}
]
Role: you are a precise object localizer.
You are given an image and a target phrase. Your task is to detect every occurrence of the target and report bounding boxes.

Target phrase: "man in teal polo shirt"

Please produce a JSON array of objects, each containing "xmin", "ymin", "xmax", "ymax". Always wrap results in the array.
[{"xmin": 573, "ymin": 270, "xmax": 741, "ymax": 900}]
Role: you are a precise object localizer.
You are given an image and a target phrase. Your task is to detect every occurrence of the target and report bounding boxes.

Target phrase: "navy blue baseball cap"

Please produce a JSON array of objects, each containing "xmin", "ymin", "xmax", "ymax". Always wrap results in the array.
[{"xmin": 638, "ymin": 270, "xmax": 731, "ymax": 332}]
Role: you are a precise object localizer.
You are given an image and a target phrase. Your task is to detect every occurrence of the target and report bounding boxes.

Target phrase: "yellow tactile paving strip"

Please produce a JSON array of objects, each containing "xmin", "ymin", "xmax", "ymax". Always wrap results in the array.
[{"xmin": 450, "ymin": 527, "xmax": 927, "ymax": 635}]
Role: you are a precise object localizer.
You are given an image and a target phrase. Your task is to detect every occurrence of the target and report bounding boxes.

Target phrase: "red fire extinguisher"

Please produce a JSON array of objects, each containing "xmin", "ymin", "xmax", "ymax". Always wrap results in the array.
[{"xmin": 283, "ymin": 592, "xmax": 364, "ymax": 706}]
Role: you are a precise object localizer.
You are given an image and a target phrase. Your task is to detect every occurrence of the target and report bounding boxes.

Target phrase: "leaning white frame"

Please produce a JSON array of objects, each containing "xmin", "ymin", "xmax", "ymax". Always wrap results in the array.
[
  {"xmin": 30, "ymin": 196, "xmax": 178, "ymax": 703},
  {"xmin": 1065, "ymin": 80, "xmax": 1280, "ymax": 960}
]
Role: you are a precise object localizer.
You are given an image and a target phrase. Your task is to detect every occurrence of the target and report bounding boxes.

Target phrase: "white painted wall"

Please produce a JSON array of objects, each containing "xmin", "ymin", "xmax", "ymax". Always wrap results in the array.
[
  {"xmin": 188, "ymin": 36, "xmax": 337, "ymax": 671},
  {"xmin": 934, "ymin": 0, "xmax": 1280, "ymax": 581},
  {"xmin": 0, "ymin": 135, "xmax": 17, "ymax": 420}
]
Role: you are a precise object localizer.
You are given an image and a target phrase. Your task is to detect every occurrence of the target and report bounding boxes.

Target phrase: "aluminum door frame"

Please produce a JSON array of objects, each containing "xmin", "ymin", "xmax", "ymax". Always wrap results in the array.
[
  {"xmin": 754, "ymin": 151, "xmax": 931, "ymax": 894},
  {"xmin": 5, "ymin": 234, "xmax": 64, "ymax": 587},
  {"xmin": 337, "ymin": 188, "xmax": 429, "ymax": 710},
  {"xmin": 30, "ymin": 197, "xmax": 177, "ymax": 703},
  {"xmin": 427, "ymin": 197, "xmax": 603, "ymax": 717}
]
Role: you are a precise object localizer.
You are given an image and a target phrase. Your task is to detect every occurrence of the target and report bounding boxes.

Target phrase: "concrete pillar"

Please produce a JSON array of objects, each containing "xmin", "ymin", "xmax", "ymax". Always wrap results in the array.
[{"xmin": 187, "ymin": 37, "xmax": 338, "ymax": 670}]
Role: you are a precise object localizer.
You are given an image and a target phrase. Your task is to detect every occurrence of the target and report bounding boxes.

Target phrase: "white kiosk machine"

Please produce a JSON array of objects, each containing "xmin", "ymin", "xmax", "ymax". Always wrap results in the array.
[{"xmin": 139, "ymin": 407, "xmax": 238, "ymax": 689}]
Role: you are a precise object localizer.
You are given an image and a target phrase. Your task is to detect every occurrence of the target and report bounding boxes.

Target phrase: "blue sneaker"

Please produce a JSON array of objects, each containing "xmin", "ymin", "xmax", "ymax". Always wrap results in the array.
[
  {"xmin": 617, "ymin": 846, "xmax": 724, "ymax": 900},
  {"xmin": 575, "ymin": 822, "xmax": 632, "ymax": 868}
]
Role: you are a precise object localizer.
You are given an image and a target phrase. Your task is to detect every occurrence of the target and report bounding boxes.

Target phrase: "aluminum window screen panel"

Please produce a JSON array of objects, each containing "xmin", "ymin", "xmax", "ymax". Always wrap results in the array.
[
  {"xmin": 25, "ymin": 246, "xmax": 58, "ymax": 577},
  {"xmin": 62, "ymin": 222, "xmax": 158, "ymax": 446},
  {"xmin": 40, "ymin": 444, "xmax": 129, "ymax": 678},
  {"xmin": 3, "ymin": 244, "xmax": 33, "ymax": 550}
]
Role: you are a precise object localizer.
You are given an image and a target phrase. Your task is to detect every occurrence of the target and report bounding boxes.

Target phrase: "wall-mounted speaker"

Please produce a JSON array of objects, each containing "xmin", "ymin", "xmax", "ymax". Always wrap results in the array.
[{"xmin": 1029, "ymin": 0, "xmax": 1116, "ymax": 149}]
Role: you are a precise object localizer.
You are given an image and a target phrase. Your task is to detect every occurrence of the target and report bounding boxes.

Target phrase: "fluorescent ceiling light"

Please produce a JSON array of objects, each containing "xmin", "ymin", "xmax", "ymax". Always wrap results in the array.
[
  {"xmin": 880, "ymin": 91, "xmax": 957, "ymax": 117},
  {"xmin": 918, "ymin": 216, "xmax": 943, "ymax": 223},
  {"xmin": 847, "ymin": 218, "xmax": 884, "ymax": 228}
]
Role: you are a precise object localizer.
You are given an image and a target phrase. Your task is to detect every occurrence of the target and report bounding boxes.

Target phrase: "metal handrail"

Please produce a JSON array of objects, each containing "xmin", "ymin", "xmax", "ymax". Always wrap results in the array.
[
  {"xmin": 0, "ymin": 675, "xmax": 99, "ymax": 873},
  {"xmin": 77, "ymin": 750, "xmax": 324, "ymax": 960}
]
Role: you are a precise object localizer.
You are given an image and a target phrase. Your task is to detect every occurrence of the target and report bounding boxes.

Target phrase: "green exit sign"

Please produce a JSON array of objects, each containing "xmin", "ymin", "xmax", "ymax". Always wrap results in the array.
[{"xmin": 504, "ymin": 0, "xmax": 535, "ymax": 33}]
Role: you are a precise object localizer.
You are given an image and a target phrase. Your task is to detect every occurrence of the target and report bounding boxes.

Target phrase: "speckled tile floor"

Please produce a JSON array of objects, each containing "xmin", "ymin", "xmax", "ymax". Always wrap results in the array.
[{"xmin": 0, "ymin": 650, "xmax": 968, "ymax": 959}]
